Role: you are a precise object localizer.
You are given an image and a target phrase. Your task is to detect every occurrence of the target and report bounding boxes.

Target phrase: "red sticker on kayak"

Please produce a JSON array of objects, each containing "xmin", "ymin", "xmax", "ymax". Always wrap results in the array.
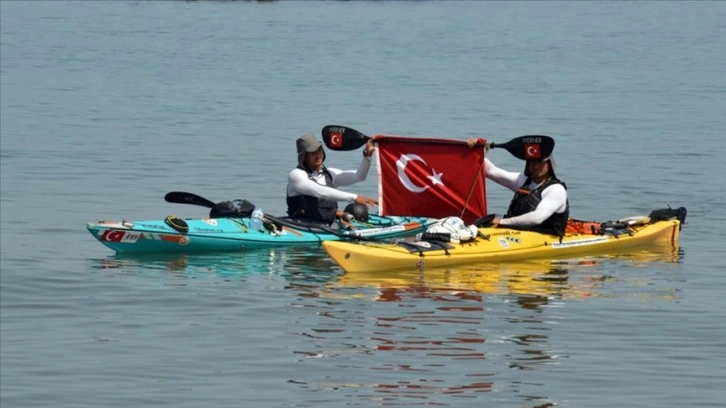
[
  {"xmin": 101, "ymin": 229, "xmax": 140, "ymax": 243},
  {"xmin": 524, "ymin": 143, "xmax": 541, "ymax": 159},
  {"xmin": 101, "ymin": 229, "xmax": 126, "ymax": 242}
]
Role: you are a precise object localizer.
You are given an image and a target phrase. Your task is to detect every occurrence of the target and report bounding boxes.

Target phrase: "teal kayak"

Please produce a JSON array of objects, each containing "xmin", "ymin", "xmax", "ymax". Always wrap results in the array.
[{"xmin": 87, "ymin": 213, "xmax": 435, "ymax": 254}]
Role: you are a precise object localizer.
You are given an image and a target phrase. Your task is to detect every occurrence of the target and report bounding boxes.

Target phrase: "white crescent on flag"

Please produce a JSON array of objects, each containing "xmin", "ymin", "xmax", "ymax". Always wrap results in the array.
[
  {"xmin": 330, "ymin": 133, "xmax": 342, "ymax": 147},
  {"xmin": 395, "ymin": 154, "xmax": 445, "ymax": 193},
  {"xmin": 396, "ymin": 154, "xmax": 429, "ymax": 193}
]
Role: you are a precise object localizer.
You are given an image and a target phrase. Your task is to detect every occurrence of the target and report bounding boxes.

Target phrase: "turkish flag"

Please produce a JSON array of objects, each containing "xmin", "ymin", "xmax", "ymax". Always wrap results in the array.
[
  {"xmin": 524, "ymin": 143, "xmax": 542, "ymax": 159},
  {"xmin": 329, "ymin": 132, "xmax": 343, "ymax": 148},
  {"xmin": 101, "ymin": 229, "xmax": 126, "ymax": 242},
  {"xmin": 376, "ymin": 135, "xmax": 487, "ymax": 223}
]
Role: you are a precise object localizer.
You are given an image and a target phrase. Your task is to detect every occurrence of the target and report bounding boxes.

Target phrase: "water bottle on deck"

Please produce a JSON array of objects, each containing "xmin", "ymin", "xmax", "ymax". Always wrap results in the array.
[{"xmin": 250, "ymin": 207, "xmax": 264, "ymax": 231}]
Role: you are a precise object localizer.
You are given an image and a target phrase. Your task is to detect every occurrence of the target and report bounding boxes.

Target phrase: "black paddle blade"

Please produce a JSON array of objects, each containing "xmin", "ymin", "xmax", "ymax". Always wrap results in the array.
[
  {"xmin": 164, "ymin": 191, "xmax": 216, "ymax": 208},
  {"xmin": 473, "ymin": 214, "xmax": 496, "ymax": 227},
  {"xmin": 492, "ymin": 135, "xmax": 555, "ymax": 161},
  {"xmin": 321, "ymin": 125, "xmax": 371, "ymax": 151}
]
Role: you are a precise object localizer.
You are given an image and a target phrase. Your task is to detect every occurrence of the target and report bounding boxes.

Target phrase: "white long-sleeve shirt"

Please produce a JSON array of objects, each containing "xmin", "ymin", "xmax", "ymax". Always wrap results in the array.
[
  {"xmin": 485, "ymin": 158, "xmax": 568, "ymax": 226},
  {"xmin": 286, "ymin": 156, "xmax": 372, "ymax": 202}
]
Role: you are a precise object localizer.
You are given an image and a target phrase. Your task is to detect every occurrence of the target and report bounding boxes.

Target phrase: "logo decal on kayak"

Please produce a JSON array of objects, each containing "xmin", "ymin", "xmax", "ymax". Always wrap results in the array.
[
  {"xmin": 101, "ymin": 229, "xmax": 140, "ymax": 243},
  {"xmin": 352, "ymin": 225, "xmax": 407, "ymax": 237},
  {"xmin": 497, "ymin": 236, "xmax": 520, "ymax": 248},
  {"xmin": 159, "ymin": 234, "xmax": 188, "ymax": 244},
  {"xmin": 552, "ymin": 237, "xmax": 609, "ymax": 248},
  {"xmin": 201, "ymin": 218, "xmax": 218, "ymax": 226},
  {"xmin": 498, "ymin": 238, "xmax": 509, "ymax": 248}
]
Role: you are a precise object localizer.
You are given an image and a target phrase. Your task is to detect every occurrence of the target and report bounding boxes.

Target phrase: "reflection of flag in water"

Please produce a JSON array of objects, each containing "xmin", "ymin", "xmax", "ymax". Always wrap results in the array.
[{"xmin": 376, "ymin": 135, "xmax": 487, "ymax": 223}]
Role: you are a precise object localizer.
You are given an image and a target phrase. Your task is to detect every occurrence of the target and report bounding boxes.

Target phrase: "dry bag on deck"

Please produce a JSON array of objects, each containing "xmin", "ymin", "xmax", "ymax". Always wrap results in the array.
[{"xmin": 210, "ymin": 199, "xmax": 255, "ymax": 218}]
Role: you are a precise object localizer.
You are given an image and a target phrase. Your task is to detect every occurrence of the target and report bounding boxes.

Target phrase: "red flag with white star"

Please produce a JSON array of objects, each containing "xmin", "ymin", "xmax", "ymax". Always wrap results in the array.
[{"xmin": 375, "ymin": 135, "xmax": 487, "ymax": 223}]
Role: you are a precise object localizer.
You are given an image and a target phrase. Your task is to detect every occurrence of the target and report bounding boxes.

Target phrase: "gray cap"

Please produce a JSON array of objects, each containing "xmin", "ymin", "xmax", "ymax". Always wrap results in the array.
[
  {"xmin": 524, "ymin": 154, "xmax": 557, "ymax": 178},
  {"xmin": 296, "ymin": 133, "xmax": 325, "ymax": 168}
]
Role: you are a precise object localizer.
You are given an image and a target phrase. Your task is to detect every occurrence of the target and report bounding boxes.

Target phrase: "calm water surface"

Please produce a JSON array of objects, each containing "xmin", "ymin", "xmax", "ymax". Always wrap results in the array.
[{"xmin": 2, "ymin": 1, "xmax": 725, "ymax": 407}]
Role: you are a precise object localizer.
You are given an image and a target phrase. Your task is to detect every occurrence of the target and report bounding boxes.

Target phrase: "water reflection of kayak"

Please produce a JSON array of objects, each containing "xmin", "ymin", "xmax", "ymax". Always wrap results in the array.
[
  {"xmin": 89, "ymin": 247, "xmax": 338, "ymax": 278},
  {"xmin": 331, "ymin": 244, "xmax": 681, "ymax": 299}
]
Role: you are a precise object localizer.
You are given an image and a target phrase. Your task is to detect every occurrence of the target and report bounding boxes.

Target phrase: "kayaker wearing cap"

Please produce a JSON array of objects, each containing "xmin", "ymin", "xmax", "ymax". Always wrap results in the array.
[
  {"xmin": 287, "ymin": 133, "xmax": 378, "ymax": 224},
  {"xmin": 467, "ymin": 138, "xmax": 569, "ymax": 236}
]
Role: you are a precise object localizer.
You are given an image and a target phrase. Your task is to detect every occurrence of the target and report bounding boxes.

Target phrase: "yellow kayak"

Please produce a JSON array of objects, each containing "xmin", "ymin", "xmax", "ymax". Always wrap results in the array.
[{"xmin": 322, "ymin": 209, "xmax": 685, "ymax": 273}]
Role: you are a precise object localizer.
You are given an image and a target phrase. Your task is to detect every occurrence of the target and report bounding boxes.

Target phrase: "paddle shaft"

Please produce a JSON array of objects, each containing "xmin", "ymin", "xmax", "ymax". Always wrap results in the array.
[{"xmin": 322, "ymin": 125, "xmax": 554, "ymax": 160}]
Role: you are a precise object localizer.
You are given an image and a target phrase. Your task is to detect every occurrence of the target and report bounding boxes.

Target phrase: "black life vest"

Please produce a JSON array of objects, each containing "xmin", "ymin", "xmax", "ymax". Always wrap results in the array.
[
  {"xmin": 286, "ymin": 166, "xmax": 339, "ymax": 223},
  {"xmin": 505, "ymin": 177, "xmax": 569, "ymax": 236}
]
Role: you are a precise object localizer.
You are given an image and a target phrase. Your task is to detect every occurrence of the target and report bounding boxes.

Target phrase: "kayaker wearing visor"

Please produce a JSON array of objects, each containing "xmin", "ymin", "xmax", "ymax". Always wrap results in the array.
[
  {"xmin": 287, "ymin": 133, "xmax": 378, "ymax": 224},
  {"xmin": 467, "ymin": 138, "xmax": 569, "ymax": 236}
]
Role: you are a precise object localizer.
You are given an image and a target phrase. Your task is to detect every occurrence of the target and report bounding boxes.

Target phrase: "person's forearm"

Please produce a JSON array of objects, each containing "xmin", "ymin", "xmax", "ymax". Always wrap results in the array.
[
  {"xmin": 331, "ymin": 156, "xmax": 372, "ymax": 186},
  {"xmin": 499, "ymin": 210, "xmax": 549, "ymax": 226},
  {"xmin": 499, "ymin": 190, "xmax": 565, "ymax": 226}
]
